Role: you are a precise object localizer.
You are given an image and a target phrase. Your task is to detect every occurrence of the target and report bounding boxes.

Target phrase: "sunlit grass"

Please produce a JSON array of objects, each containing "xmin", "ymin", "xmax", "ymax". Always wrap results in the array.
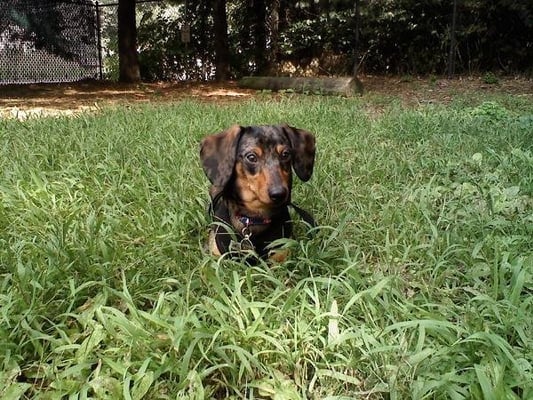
[{"xmin": 1, "ymin": 93, "xmax": 532, "ymax": 398}]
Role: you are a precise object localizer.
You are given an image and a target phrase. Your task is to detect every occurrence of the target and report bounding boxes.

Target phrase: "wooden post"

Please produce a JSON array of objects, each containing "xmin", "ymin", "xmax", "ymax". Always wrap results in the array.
[{"xmin": 239, "ymin": 76, "xmax": 363, "ymax": 96}]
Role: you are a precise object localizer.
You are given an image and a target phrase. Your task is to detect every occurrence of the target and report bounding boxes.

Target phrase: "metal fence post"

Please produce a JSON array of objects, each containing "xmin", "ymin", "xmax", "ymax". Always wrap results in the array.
[{"xmin": 96, "ymin": 1, "xmax": 103, "ymax": 80}]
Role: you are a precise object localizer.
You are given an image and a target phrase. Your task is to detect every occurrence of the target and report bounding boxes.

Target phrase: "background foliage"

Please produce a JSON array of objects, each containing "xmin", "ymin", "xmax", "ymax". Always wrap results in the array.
[
  {"xmin": 1, "ymin": 0, "xmax": 531, "ymax": 82},
  {"xmin": 134, "ymin": 0, "xmax": 533, "ymax": 80}
]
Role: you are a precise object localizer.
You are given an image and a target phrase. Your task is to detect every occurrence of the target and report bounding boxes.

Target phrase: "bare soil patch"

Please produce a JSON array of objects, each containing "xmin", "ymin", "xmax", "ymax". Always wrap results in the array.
[{"xmin": 1, "ymin": 75, "xmax": 531, "ymax": 120}]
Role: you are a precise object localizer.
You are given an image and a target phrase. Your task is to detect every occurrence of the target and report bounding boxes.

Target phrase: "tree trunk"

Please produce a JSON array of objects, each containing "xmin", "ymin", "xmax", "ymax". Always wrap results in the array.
[
  {"xmin": 251, "ymin": 0, "xmax": 268, "ymax": 74},
  {"xmin": 213, "ymin": 0, "xmax": 230, "ymax": 81},
  {"xmin": 270, "ymin": 0, "xmax": 280, "ymax": 69},
  {"xmin": 352, "ymin": 0, "xmax": 361, "ymax": 77},
  {"xmin": 239, "ymin": 76, "xmax": 363, "ymax": 96},
  {"xmin": 118, "ymin": 0, "xmax": 140, "ymax": 83},
  {"xmin": 447, "ymin": 0, "xmax": 458, "ymax": 78}
]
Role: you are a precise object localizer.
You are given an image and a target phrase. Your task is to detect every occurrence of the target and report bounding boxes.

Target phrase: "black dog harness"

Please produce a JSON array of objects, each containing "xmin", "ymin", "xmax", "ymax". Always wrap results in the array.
[{"xmin": 208, "ymin": 193, "xmax": 316, "ymax": 259}]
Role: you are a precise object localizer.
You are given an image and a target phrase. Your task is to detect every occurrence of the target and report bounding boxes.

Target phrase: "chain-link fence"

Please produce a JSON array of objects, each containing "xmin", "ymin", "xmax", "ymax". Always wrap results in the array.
[{"xmin": 0, "ymin": 0, "xmax": 100, "ymax": 85}]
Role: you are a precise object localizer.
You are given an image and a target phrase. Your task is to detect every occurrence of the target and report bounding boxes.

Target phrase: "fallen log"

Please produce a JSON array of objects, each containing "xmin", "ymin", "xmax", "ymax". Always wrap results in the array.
[{"xmin": 238, "ymin": 76, "xmax": 363, "ymax": 96}]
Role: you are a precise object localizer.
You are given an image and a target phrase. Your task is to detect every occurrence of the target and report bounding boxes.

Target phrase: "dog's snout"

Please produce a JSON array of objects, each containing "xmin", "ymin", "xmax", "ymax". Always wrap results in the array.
[{"xmin": 268, "ymin": 187, "xmax": 289, "ymax": 203}]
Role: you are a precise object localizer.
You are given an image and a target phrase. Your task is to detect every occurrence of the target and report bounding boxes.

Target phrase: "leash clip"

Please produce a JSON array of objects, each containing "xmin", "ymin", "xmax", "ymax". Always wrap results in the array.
[{"xmin": 241, "ymin": 225, "xmax": 251, "ymax": 239}]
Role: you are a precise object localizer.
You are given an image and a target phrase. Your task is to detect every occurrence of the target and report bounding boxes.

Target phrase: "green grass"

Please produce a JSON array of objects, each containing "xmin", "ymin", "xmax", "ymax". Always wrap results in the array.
[{"xmin": 1, "ymin": 92, "xmax": 532, "ymax": 399}]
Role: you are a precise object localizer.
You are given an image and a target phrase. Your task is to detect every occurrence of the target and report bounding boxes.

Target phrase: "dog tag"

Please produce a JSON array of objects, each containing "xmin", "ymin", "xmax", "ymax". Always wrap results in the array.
[
  {"xmin": 228, "ymin": 230, "xmax": 255, "ymax": 254},
  {"xmin": 239, "ymin": 235, "xmax": 254, "ymax": 251},
  {"xmin": 239, "ymin": 226, "xmax": 255, "ymax": 251},
  {"xmin": 227, "ymin": 238, "xmax": 253, "ymax": 253}
]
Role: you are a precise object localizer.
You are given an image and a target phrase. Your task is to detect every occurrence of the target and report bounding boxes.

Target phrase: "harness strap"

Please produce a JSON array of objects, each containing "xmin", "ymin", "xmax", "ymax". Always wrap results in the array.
[
  {"xmin": 208, "ymin": 191, "xmax": 224, "ymax": 218},
  {"xmin": 289, "ymin": 202, "xmax": 317, "ymax": 230},
  {"xmin": 207, "ymin": 194, "xmax": 316, "ymax": 258}
]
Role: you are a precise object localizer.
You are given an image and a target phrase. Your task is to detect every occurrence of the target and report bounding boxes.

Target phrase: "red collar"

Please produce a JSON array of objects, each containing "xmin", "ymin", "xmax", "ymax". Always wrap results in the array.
[{"xmin": 236, "ymin": 213, "xmax": 272, "ymax": 226}]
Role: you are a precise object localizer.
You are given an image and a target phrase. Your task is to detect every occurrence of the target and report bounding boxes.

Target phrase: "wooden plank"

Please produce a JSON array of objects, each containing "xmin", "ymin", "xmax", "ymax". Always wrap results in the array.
[{"xmin": 238, "ymin": 76, "xmax": 363, "ymax": 96}]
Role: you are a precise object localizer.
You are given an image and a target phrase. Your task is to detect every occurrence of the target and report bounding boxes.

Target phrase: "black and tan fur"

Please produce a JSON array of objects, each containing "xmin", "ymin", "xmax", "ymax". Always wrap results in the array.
[{"xmin": 200, "ymin": 124, "xmax": 316, "ymax": 261}]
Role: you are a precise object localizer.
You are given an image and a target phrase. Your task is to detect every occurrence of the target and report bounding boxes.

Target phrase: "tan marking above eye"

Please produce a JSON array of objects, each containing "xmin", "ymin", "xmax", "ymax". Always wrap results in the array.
[
  {"xmin": 250, "ymin": 147, "xmax": 263, "ymax": 157},
  {"xmin": 276, "ymin": 144, "xmax": 288, "ymax": 154},
  {"xmin": 276, "ymin": 145, "xmax": 291, "ymax": 161}
]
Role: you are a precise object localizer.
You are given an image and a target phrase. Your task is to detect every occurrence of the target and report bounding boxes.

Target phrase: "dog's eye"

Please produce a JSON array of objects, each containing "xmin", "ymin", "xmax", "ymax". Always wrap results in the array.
[
  {"xmin": 245, "ymin": 153, "xmax": 258, "ymax": 163},
  {"xmin": 280, "ymin": 149, "xmax": 291, "ymax": 160}
]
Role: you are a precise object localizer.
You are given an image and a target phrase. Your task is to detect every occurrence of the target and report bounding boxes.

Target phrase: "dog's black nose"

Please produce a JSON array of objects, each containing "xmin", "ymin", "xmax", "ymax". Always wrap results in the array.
[{"xmin": 269, "ymin": 187, "xmax": 288, "ymax": 203}]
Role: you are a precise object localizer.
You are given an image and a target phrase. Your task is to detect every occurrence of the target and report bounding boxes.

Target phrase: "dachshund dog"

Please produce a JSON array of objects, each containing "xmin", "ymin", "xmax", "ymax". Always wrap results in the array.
[{"xmin": 200, "ymin": 124, "xmax": 316, "ymax": 261}]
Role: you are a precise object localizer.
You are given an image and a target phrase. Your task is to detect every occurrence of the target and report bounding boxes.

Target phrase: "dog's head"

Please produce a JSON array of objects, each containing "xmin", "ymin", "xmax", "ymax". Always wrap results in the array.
[{"xmin": 200, "ymin": 124, "xmax": 315, "ymax": 214}]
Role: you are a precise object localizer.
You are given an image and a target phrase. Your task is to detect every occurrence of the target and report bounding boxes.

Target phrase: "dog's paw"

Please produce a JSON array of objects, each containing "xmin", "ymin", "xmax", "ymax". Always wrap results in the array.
[{"xmin": 267, "ymin": 248, "xmax": 290, "ymax": 264}]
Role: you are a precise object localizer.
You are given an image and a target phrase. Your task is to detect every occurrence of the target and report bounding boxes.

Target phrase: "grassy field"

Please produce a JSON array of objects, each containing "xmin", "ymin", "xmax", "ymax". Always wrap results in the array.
[{"xmin": 1, "ymin": 90, "xmax": 532, "ymax": 399}]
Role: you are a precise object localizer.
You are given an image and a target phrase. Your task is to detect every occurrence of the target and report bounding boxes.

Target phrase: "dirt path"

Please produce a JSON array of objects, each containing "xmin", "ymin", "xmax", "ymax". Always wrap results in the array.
[{"xmin": 1, "ymin": 76, "xmax": 531, "ymax": 120}]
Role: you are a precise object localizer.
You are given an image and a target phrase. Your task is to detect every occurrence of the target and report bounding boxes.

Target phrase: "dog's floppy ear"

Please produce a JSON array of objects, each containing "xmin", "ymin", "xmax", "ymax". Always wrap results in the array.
[
  {"xmin": 200, "ymin": 125, "xmax": 243, "ymax": 188},
  {"xmin": 282, "ymin": 125, "xmax": 316, "ymax": 182}
]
